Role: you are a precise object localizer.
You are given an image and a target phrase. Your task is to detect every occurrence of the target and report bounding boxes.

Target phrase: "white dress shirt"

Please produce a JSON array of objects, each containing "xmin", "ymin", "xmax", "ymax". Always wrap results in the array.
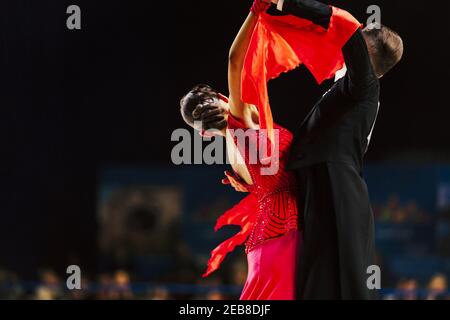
[{"xmin": 276, "ymin": 0, "xmax": 285, "ymax": 11}]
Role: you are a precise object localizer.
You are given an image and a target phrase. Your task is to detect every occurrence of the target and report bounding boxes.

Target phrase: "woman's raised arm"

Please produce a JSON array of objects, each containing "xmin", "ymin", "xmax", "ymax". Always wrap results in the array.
[{"xmin": 227, "ymin": 1, "xmax": 270, "ymax": 122}]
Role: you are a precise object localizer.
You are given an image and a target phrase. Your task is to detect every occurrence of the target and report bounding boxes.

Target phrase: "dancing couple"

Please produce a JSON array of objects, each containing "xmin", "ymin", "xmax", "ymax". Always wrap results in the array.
[{"xmin": 180, "ymin": 0, "xmax": 403, "ymax": 300}]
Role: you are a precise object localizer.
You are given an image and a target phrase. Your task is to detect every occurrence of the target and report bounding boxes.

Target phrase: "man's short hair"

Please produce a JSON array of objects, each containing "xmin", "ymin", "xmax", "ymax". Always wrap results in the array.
[{"xmin": 363, "ymin": 23, "xmax": 404, "ymax": 77}]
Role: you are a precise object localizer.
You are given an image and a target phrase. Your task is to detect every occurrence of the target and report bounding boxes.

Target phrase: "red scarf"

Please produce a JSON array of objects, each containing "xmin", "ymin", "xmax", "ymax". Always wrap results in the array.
[{"xmin": 242, "ymin": 6, "xmax": 361, "ymax": 144}]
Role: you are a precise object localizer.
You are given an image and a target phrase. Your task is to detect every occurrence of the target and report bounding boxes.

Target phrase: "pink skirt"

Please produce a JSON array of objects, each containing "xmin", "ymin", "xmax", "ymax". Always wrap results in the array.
[{"xmin": 240, "ymin": 230, "xmax": 300, "ymax": 300}]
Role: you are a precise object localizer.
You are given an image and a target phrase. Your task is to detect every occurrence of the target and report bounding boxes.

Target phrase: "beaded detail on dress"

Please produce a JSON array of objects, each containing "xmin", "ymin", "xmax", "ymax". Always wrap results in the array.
[
  {"xmin": 202, "ymin": 114, "xmax": 299, "ymax": 277},
  {"xmin": 226, "ymin": 114, "xmax": 298, "ymax": 253}
]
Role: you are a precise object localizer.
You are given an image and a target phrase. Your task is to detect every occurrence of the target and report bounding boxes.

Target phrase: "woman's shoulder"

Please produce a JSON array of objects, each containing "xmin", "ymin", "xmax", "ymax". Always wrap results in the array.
[{"xmin": 227, "ymin": 113, "xmax": 247, "ymax": 130}]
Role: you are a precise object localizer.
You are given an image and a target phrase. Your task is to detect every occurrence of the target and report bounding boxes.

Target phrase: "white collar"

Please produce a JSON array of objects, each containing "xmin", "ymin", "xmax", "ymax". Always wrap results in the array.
[{"xmin": 334, "ymin": 66, "xmax": 347, "ymax": 82}]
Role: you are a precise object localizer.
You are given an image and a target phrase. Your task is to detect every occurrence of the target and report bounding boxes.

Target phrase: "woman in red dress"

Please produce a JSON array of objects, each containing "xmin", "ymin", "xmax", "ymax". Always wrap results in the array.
[
  {"xmin": 179, "ymin": 0, "xmax": 360, "ymax": 299},
  {"xmin": 180, "ymin": 0, "xmax": 299, "ymax": 300}
]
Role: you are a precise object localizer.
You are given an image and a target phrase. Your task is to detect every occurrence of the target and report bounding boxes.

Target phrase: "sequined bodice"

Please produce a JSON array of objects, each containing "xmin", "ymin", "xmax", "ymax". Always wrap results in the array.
[{"xmin": 227, "ymin": 115, "xmax": 298, "ymax": 253}]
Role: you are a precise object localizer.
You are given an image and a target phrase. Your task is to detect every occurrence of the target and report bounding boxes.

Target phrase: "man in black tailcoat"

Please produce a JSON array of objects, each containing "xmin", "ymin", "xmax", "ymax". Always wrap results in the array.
[{"xmin": 269, "ymin": 0, "xmax": 403, "ymax": 299}]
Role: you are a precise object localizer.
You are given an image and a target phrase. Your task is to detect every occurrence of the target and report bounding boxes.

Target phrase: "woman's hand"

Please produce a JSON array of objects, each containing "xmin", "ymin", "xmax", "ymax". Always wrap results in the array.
[
  {"xmin": 250, "ymin": 0, "xmax": 272, "ymax": 15},
  {"xmin": 222, "ymin": 171, "xmax": 249, "ymax": 193}
]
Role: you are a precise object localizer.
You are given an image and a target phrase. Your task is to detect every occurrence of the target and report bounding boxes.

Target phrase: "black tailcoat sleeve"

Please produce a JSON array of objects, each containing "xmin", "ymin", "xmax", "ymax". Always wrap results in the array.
[{"xmin": 282, "ymin": 0, "xmax": 332, "ymax": 29}]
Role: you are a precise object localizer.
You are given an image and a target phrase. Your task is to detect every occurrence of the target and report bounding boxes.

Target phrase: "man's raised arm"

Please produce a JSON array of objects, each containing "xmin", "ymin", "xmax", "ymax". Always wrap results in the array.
[
  {"xmin": 271, "ymin": 0, "xmax": 331, "ymax": 29},
  {"xmin": 272, "ymin": 0, "xmax": 377, "ymax": 99}
]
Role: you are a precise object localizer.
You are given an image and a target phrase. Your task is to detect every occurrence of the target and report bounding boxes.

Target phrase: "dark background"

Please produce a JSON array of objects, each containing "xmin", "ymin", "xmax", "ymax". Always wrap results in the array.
[{"xmin": 1, "ymin": 0, "xmax": 449, "ymax": 278}]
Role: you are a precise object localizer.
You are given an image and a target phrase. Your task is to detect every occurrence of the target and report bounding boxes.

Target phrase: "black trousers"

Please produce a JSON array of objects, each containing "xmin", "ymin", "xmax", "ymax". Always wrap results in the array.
[{"xmin": 293, "ymin": 162, "xmax": 377, "ymax": 300}]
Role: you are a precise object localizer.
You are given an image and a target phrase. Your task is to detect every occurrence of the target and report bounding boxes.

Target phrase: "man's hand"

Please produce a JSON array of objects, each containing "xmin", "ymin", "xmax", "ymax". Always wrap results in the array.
[{"xmin": 221, "ymin": 171, "xmax": 249, "ymax": 193}]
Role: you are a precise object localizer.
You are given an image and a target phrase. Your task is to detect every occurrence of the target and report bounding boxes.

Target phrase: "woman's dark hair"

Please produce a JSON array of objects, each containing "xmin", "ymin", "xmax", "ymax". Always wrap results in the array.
[
  {"xmin": 180, "ymin": 84, "xmax": 227, "ymax": 131},
  {"xmin": 364, "ymin": 24, "xmax": 404, "ymax": 77}
]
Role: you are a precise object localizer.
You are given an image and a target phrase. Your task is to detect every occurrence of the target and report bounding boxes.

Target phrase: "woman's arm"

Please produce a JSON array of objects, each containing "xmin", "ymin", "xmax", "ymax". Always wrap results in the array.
[{"xmin": 227, "ymin": 10, "xmax": 260, "ymax": 122}]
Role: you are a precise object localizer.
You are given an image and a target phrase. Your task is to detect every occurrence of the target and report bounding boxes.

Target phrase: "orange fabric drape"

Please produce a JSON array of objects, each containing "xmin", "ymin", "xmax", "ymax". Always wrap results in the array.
[{"xmin": 242, "ymin": 7, "xmax": 361, "ymax": 144}]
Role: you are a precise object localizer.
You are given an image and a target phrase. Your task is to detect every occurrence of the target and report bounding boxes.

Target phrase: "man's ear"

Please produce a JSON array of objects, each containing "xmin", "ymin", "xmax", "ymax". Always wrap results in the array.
[{"xmin": 218, "ymin": 93, "xmax": 229, "ymax": 103}]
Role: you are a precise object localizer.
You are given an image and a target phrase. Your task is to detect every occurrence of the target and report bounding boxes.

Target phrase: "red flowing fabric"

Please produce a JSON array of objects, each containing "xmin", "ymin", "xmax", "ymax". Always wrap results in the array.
[
  {"xmin": 203, "ymin": 193, "xmax": 258, "ymax": 277},
  {"xmin": 242, "ymin": 6, "xmax": 361, "ymax": 144}
]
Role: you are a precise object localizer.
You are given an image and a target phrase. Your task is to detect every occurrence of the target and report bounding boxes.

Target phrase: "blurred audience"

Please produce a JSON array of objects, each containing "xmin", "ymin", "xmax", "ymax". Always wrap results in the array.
[
  {"xmin": 0, "ymin": 265, "xmax": 448, "ymax": 300},
  {"xmin": 0, "ymin": 268, "xmax": 24, "ymax": 299},
  {"xmin": 374, "ymin": 194, "xmax": 430, "ymax": 224},
  {"xmin": 148, "ymin": 286, "xmax": 170, "ymax": 300},
  {"xmin": 426, "ymin": 273, "xmax": 448, "ymax": 300},
  {"xmin": 110, "ymin": 270, "xmax": 134, "ymax": 299},
  {"xmin": 205, "ymin": 290, "xmax": 226, "ymax": 300},
  {"xmin": 0, "ymin": 190, "xmax": 448, "ymax": 300},
  {"xmin": 398, "ymin": 278, "xmax": 420, "ymax": 300},
  {"xmin": 35, "ymin": 270, "xmax": 63, "ymax": 300}
]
